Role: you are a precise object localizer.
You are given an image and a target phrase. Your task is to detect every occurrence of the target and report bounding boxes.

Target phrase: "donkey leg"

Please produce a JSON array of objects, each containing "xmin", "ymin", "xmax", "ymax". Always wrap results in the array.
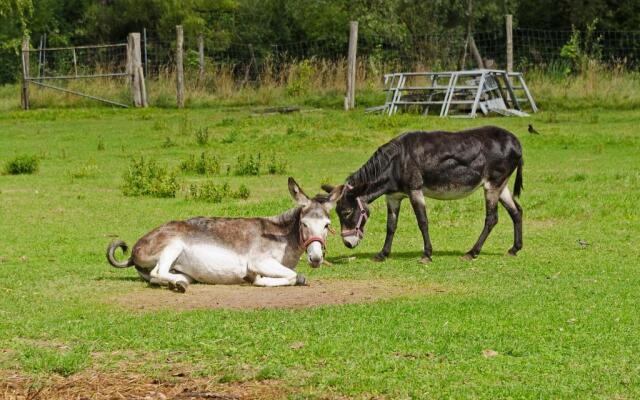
[
  {"xmin": 463, "ymin": 188, "xmax": 500, "ymax": 260},
  {"xmin": 249, "ymin": 259, "xmax": 303, "ymax": 287},
  {"xmin": 409, "ymin": 189, "xmax": 433, "ymax": 263},
  {"xmin": 499, "ymin": 186, "xmax": 523, "ymax": 256},
  {"xmin": 374, "ymin": 195, "xmax": 402, "ymax": 262},
  {"xmin": 149, "ymin": 242, "xmax": 190, "ymax": 292}
]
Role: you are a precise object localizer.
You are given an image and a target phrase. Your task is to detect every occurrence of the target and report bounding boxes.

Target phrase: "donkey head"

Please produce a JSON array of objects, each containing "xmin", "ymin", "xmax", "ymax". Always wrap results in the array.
[
  {"xmin": 289, "ymin": 178, "xmax": 344, "ymax": 267},
  {"xmin": 322, "ymin": 183, "xmax": 370, "ymax": 249}
]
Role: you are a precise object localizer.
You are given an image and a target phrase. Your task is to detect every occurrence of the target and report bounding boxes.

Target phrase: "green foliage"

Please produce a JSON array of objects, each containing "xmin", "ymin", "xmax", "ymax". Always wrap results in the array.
[
  {"xmin": 286, "ymin": 59, "xmax": 314, "ymax": 97},
  {"xmin": 560, "ymin": 19, "xmax": 603, "ymax": 75},
  {"xmin": 187, "ymin": 181, "xmax": 250, "ymax": 202},
  {"xmin": 266, "ymin": 154, "xmax": 287, "ymax": 175},
  {"xmin": 194, "ymin": 127, "xmax": 209, "ymax": 146},
  {"xmin": 230, "ymin": 153, "xmax": 287, "ymax": 175},
  {"xmin": 3, "ymin": 154, "xmax": 39, "ymax": 174},
  {"xmin": 232, "ymin": 153, "xmax": 261, "ymax": 176},
  {"xmin": 68, "ymin": 162, "xmax": 99, "ymax": 179},
  {"xmin": 121, "ymin": 157, "xmax": 179, "ymax": 198},
  {"xmin": 179, "ymin": 152, "xmax": 221, "ymax": 175}
]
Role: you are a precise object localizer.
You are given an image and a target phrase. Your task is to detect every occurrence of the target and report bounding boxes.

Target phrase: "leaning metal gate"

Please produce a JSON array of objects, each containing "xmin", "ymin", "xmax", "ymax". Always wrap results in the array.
[{"xmin": 20, "ymin": 34, "xmax": 146, "ymax": 109}]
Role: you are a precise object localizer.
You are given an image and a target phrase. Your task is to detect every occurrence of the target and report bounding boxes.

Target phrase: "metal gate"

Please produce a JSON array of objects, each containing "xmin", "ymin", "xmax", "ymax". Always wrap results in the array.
[{"xmin": 20, "ymin": 33, "xmax": 147, "ymax": 109}]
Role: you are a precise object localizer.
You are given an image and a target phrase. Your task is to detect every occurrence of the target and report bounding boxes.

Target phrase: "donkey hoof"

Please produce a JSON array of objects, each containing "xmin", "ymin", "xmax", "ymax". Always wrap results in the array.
[
  {"xmin": 419, "ymin": 256, "xmax": 432, "ymax": 264},
  {"xmin": 506, "ymin": 248, "xmax": 519, "ymax": 257},
  {"xmin": 372, "ymin": 253, "xmax": 387, "ymax": 262},
  {"xmin": 167, "ymin": 281, "xmax": 176, "ymax": 290},
  {"xmin": 461, "ymin": 253, "xmax": 476, "ymax": 261},
  {"xmin": 295, "ymin": 275, "xmax": 307, "ymax": 286},
  {"xmin": 175, "ymin": 281, "xmax": 188, "ymax": 293}
]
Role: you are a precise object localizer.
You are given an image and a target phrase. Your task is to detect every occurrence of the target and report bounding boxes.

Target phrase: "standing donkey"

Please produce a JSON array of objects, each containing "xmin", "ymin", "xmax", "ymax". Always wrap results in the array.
[
  {"xmin": 322, "ymin": 126, "xmax": 524, "ymax": 263},
  {"xmin": 107, "ymin": 178, "xmax": 344, "ymax": 292}
]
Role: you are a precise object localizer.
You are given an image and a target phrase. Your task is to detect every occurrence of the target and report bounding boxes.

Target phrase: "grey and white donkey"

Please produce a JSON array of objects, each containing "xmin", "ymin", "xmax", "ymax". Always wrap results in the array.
[{"xmin": 107, "ymin": 178, "xmax": 344, "ymax": 292}]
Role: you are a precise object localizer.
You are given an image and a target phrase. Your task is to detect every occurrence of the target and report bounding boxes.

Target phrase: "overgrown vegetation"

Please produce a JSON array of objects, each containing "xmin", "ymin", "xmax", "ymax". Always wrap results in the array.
[
  {"xmin": 231, "ymin": 153, "xmax": 288, "ymax": 176},
  {"xmin": 3, "ymin": 154, "xmax": 39, "ymax": 175},
  {"xmin": 179, "ymin": 152, "xmax": 221, "ymax": 176},
  {"xmin": 121, "ymin": 157, "xmax": 179, "ymax": 198},
  {"xmin": 187, "ymin": 181, "xmax": 250, "ymax": 203}
]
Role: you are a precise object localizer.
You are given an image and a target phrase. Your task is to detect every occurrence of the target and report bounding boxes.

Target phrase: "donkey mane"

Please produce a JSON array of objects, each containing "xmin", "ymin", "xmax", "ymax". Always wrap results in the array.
[
  {"xmin": 267, "ymin": 206, "xmax": 302, "ymax": 226},
  {"xmin": 347, "ymin": 139, "xmax": 402, "ymax": 187}
]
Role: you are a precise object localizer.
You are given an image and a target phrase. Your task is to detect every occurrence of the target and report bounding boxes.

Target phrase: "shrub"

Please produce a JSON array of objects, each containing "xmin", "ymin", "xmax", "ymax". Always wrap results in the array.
[
  {"xmin": 266, "ymin": 154, "xmax": 288, "ymax": 175},
  {"xmin": 187, "ymin": 181, "xmax": 250, "ymax": 203},
  {"xmin": 3, "ymin": 154, "xmax": 39, "ymax": 175},
  {"xmin": 195, "ymin": 127, "xmax": 209, "ymax": 146},
  {"xmin": 179, "ymin": 152, "xmax": 221, "ymax": 175},
  {"xmin": 232, "ymin": 153, "xmax": 261, "ymax": 176},
  {"xmin": 122, "ymin": 157, "xmax": 179, "ymax": 198}
]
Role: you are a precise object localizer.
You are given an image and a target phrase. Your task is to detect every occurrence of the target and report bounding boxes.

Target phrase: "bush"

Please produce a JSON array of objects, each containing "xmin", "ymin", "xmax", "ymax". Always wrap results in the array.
[
  {"xmin": 3, "ymin": 155, "xmax": 40, "ymax": 175},
  {"xmin": 266, "ymin": 154, "xmax": 288, "ymax": 175},
  {"xmin": 122, "ymin": 157, "xmax": 179, "ymax": 198},
  {"xmin": 232, "ymin": 153, "xmax": 261, "ymax": 176},
  {"xmin": 179, "ymin": 152, "xmax": 221, "ymax": 175},
  {"xmin": 187, "ymin": 181, "xmax": 250, "ymax": 203},
  {"xmin": 195, "ymin": 127, "xmax": 209, "ymax": 146}
]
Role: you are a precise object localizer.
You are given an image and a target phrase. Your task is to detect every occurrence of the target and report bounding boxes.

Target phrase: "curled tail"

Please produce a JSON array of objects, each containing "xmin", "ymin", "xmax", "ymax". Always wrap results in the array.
[
  {"xmin": 513, "ymin": 157, "xmax": 524, "ymax": 198},
  {"xmin": 106, "ymin": 239, "xmax": 134, "ymax": 268}
]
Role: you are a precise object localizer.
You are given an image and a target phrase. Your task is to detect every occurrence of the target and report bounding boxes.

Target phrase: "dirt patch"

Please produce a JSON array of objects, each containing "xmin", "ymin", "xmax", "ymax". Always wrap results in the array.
[
  {"xmin": 111, "ymin": 279, "xmax": 445, "ymax": 312},
  {"xmin": 1, "ymin": 369, "xmax": 287, "ymax": 400}
]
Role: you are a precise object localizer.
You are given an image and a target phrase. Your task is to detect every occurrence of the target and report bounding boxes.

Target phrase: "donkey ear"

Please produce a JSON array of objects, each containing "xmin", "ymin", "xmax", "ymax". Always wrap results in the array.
[
  {"xmin": 321, "ymin": 184, "xmax": 335, "ymax": 193},
  {"xmin": 322, "ymin": 184, "xmax": 346, "ymax": 211},
  {"xmin": 288, "ymin": 177, "xmax": 311, "ymax": 206}
]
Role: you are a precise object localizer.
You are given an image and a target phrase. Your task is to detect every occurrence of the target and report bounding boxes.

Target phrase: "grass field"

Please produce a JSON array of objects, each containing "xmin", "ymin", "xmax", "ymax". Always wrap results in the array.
[{"xmin": 0, "ymin": 103, "xmax": 639, "ymax": 398}]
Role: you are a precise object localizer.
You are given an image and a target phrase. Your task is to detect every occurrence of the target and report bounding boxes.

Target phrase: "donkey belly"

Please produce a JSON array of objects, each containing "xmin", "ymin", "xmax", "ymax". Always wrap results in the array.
[
  {"xmin": 174, "ymin": 244, "xmax": 248, "ymax": 284},
  {"xmin": 423, "ymin": 182, "xmax": 482, "ymax": 200},
  {"xmin": 422, "ymin": 163, "xmax": 485, "ymax": 200}
]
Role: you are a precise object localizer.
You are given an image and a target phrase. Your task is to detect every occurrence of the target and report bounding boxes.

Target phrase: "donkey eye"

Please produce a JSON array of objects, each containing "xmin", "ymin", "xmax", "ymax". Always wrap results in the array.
[
  {"xmin": 324, "ymin": 223, "xmax": 330, "ymax": 229},
  {"xmin": 302, "ymin": 222, "xmax": 309, "ymax": 228}
]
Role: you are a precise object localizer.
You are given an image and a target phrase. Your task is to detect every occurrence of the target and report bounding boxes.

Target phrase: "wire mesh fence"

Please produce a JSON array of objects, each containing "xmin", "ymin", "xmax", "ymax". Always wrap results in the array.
[{"xmin": 8, "ymin": 26, "xmax": 640, "ymax": 92}]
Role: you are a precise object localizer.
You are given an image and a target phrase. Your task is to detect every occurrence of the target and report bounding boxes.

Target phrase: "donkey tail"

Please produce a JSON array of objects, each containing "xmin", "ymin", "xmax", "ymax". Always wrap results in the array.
[
  {"xmin": 106, "ymin": 239, "xmax": 134, "ymax": 268},
  {"xmin": 513, "ymin": 158, "xmax": 524, "ymax": 198}
]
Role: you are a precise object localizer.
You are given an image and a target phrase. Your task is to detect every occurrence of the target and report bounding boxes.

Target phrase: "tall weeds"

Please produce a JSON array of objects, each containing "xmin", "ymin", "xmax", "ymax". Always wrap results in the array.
[{"xmin": 2, "ymin": 56, "xmax": 640, "ymax": 111}]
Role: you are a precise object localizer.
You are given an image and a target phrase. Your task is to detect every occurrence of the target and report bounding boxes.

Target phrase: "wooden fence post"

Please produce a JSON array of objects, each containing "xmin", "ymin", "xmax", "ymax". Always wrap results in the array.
[
  {"xmin": 176, "ymin": 25, "xmax": 185, "ymax": 108},
  {"xmin": 469, "ymin": 36, "xmax": 485, "ymax": 69},
  {"xmin": 198, "ymin": 34, "xmax": 205, "ymax": 82},
  {"xmin": 345, "ymin": 21, "xmax": 358, "ymax": 110},
  {"xmin": 21, "ymin": 36, "xmax": 30, "ymax": 110},
  {"xmin": 128, "ymin": 33, "xmax": 147, "ymax": 107},
  {"xmin": 506, "ymin": 14, "xmax": 513, "ymax": 73}
]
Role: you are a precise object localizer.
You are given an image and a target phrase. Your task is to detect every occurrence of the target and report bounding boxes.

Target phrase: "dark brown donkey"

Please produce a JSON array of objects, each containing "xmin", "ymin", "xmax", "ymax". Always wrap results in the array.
[
  {"xmin": 322, "ymin": 125, "xmax": 524, "ymax": 263},
  {"xmin": 107, "ymin": 178, "xmax": 344, "ymax": 292}
]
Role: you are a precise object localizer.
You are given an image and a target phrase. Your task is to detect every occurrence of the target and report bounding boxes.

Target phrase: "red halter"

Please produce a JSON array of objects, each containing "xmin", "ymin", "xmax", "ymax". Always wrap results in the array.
[
  {"xmin": 299, "ymin": 226, "xmax": 326, "ymax": 251},
  {"xmin": 340, "ymin": 196, "xmax": 369, "ymax": 239}
]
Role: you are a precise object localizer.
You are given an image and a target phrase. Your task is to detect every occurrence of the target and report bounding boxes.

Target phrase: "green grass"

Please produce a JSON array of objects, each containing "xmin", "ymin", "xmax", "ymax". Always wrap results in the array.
[{"xmin": 0, "ymin": 106, "xmax": 639, "ymax": 398}]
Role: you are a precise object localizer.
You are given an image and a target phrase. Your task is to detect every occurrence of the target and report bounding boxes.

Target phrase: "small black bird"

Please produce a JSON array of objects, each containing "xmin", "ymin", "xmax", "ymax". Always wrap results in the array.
[{"xmin": 528, "ymin": 124, "xmax": 540, "ymax": 134}]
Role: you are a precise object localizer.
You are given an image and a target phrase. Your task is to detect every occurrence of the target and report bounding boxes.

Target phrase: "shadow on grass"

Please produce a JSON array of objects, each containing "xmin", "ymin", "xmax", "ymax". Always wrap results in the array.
[
  {"xmin": 95, "ymin": 276, "xmax": 141, "ymax": 282},
  {"xmin": 328, "ymin": 249, "xmax": 506, "ymax": 264}
]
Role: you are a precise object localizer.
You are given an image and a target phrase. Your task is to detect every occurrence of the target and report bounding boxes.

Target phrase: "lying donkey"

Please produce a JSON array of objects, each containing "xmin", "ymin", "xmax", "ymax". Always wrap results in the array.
[{"xmin": 107, "ymin": 178, "xmax": 344, "ymax": 292}]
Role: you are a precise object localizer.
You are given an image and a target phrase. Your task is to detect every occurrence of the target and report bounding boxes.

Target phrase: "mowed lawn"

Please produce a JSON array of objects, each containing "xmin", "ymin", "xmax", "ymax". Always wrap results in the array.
[{"xmin": 0, "ymin": 106, "xmax": 639, "ymax": 398}]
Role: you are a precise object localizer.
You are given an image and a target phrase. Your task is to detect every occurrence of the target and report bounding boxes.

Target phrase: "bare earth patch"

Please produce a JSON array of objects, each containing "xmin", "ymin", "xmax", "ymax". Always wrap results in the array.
[
  {"xmin": 0, "ymin": 369, "xmax": 287, "ymax": 400},
  {"xmin": 111, "ymin": 279, "xmax": 445, "ymax": 312}
]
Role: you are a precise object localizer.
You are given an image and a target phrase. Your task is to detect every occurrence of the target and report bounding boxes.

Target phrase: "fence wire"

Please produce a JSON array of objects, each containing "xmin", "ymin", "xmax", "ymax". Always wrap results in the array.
[{"xmin": 10, "ymin": 27, "xmax": 640, "ymax": 87}]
